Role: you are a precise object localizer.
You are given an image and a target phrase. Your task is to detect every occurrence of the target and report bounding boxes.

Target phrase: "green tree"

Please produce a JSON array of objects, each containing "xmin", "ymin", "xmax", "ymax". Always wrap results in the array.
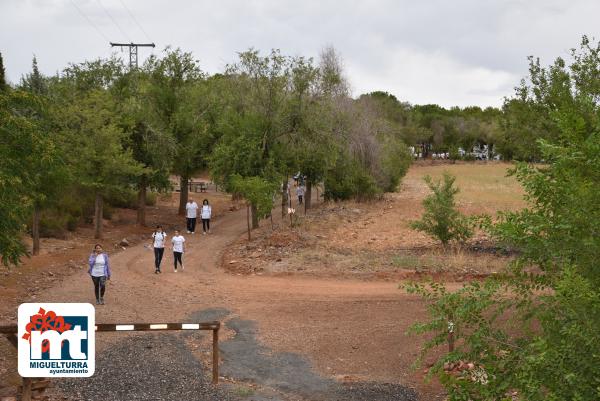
[
  {"xmin": 144, "ymin": 48, "xmax": 205, "ymax": 216},
  {"xmin": 57, "ymin": 88, "xmax": 142, "ymax": 239},
  {"xmin": 410, "ymin": 173, "xmax": 473, "ymax": 246},
  {"xmin": 210, "ymin": 49, "xmax": 289, "ymax": 228},
  {"xmin": 406, "ymin": 36, "xmax": 600, "ymax": 401},
  {"xmin": 0, "ymin": 90, "xmax": 60, "ymax": 265},
  {"xmin": 18, "ymin": 57, "xmax": 69, "ymax": 255},
  {"xmin": 0, "ymin": 52, "xmax": 7, "ymax": 92},
  {"xmin": 230, "ymin": 174, "xmax": 278, "ymax": 240},
  {"xmin": 113, "ymin": 69, "xmax": 175, "ymax": 226}
]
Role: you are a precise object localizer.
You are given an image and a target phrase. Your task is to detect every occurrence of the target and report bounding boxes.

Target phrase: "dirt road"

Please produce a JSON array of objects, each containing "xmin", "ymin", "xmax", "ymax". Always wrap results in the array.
[{"xmin": 3, "ymin": 204, "xmax": 444, "ymax": 400}]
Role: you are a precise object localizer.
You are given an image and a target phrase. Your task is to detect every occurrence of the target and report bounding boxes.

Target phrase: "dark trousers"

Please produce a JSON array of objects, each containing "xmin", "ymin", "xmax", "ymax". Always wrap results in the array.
[
  {"xmin": 202, "ymin": 218, "xmax": 210, "ymax": 232},
  {"xmin": 174, "ymin": 252, "xmax": 183, "ymax": 269},
  {"xmin": 298, "ymin": 195, "xmax": 303, "ymax": 204},
  {"xmin": 92, "ymin": 276, "xmax": 106, "ymax": 300},
  {"xmin": 187, "ymin": 217, "xmax": 197, "ymax": 233},
  {"xmin": 154, "ymin": 247, "xmax": 165, "ymax": 271}
]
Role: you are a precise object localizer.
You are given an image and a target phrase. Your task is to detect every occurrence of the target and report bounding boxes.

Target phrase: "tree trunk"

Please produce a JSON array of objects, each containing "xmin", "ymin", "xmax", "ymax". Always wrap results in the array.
[
  {"xmin": 281, "ymin": 179, "xmax": 288, "ymax": 218},
  {"xmin": 94, "ymin": 193, "xmax": 103, "ymax": 239},
  {"xmin": 32, "ymin": 206, "xmax": 41, "ymax": 256},
  {"xmin": 251, "ymin": 203, "xmax": 259, "ymax": 229},
  {"xmin": 246, "ymin": 203, "xmax": 251, "ymax": 241},
  {"xmin": 304, "ymin": 179, "xmax": 312, "ymax": 213},
  {"xmin": 178, "ymin": 175, "xmax": 189, "ymax": 216},
  {"xmin": 137, "ymin": 175, "xmax": 147, "ymax": 226}
]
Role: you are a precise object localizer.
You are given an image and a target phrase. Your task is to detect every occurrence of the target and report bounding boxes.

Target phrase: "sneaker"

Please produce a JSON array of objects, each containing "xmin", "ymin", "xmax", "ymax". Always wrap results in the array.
[
  {"xmin": 95, "ymin": 299, "xmax": 100, "ymax": 305},
  {"xmin": 202, "ymin": 231, "xmax": 206, "ymax": 235},
  {"xmin": 155, "ymin": 270, "xmax": 159, "ymax": 274},
  {"xmin": 100, "ymin": 298, "xmax": 105, "ymax": 305},
  {"xmin": 174, "ymin": 268, "xmax": 178, "ymax": 273},
  {"xmin": 187, "ymin": 230, "xmax": 191, "ymax": 234}
]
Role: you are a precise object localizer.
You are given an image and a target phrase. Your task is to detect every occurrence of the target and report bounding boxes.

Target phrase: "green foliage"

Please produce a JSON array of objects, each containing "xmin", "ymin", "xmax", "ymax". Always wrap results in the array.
[
  {"xmin": 323, "ymin": 152, "xmax": 381, "ymax": 201},
  {"xmin": 0, "ymin": 88, "xmax": 64, "ymax": 265},
  {"xmin": 411, "ymin": 173, "xmax": 473, "ymax": 246},
  {"xmin": 230, "ymin": 174, "xmax": 278, "ymax": 217},
  {"xmin": 407, "ymin": 37, "xmax": 600, "ymax": 401},
  {"xmin": 0, "ymin": 52, "xmax": 8, "ymax": 92}
]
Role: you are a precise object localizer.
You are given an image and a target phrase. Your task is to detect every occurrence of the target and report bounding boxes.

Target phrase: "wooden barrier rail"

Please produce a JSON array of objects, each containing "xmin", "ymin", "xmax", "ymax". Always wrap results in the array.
[{"xmin": 1, "ymin": 320, "xmax": 221, "ymax": 401}]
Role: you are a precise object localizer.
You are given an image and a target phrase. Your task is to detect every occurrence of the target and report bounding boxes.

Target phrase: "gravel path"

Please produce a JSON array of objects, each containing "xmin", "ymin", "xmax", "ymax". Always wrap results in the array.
[{"xmin": 57, "ymin": 332, "xmax": 241, "ymax": 401}]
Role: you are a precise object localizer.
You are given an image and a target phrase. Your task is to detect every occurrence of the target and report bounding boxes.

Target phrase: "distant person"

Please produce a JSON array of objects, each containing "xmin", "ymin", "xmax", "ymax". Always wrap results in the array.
[
  {"xmin": 297, "ymin": 185, "xmax": 305, "ymax": 205},
  {"xmin": 201, "ymin": 199, "xmax": 212, "ymax": 234},
  {"xmin": 186, "ymin": 198, "xmax": 199, "ymax": 234},
  {"xmin": 88, "ymin": 244, "xmax": 111, "ymax": 305},
  {"xmin": 171, "ymin": 229, "xmax": 186, "ymax": 272},
  {"xmin": 151, "ymin": 225, "xmax": 167, "ymax": 274}
]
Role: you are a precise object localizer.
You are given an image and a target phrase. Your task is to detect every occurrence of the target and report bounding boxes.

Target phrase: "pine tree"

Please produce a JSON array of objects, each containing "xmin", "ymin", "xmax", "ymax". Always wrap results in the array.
[{"xmin": 0, "ymin": 52, "xmax": 7, "ymax": 92}]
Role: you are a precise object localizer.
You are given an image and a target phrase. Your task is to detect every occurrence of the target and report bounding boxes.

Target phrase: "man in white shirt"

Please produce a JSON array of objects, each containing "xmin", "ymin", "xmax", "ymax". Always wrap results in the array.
[
  {"xmin": 185, "ymin": 198, "xmax": 199, "ymax": 234},
  {"xmin": 171, "ymin": 229, "xmax": 186, "ymax": 272}
]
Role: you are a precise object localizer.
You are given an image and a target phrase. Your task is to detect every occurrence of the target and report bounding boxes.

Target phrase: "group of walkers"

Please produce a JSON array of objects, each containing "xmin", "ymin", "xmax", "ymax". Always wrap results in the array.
[{"xmin": 87, "ymin": 197, "xmax": 212, "ymax": 305}]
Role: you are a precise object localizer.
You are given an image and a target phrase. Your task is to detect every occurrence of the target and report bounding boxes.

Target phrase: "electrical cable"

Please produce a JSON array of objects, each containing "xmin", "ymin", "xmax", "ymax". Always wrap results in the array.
[
  {"xmin": 69, "ymin": 0, "xmax": 111, "ymax": 42},
  {"xmin": 117, "ymin": 0, "xmax": 153, "ymax": 43},
  {"xmin": 96, "ymin": 0, "xmax": 132, "ymax": 42}
]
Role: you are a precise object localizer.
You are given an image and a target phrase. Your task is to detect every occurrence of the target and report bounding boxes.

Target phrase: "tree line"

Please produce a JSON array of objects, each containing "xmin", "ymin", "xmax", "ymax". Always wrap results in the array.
[{"xmin": 0, "ymin": 39, "xmax": 581, "ymax": 265}]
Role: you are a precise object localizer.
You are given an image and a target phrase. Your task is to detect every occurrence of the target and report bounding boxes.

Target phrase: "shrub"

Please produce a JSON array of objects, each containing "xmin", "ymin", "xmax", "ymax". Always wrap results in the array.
[
  {"xmin": 411, "ymin": 173, "xmax": 473, "ymax": 246},
  {"xmin": 324, "ymin": 154, "xmax": 381, "ymax": 201}
]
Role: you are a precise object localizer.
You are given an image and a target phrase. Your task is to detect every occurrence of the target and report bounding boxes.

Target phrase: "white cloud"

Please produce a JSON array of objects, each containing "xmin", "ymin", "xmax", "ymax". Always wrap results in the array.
[{"xmin": 1, "ymin": 0, "xmax": 599, "ymax": 107}]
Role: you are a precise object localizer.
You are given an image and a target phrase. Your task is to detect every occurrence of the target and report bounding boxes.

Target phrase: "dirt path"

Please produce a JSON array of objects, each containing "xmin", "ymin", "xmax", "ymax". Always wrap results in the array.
[{"xmin": 4, "ymin": 204, "xmax": 446, "ymax": 400}]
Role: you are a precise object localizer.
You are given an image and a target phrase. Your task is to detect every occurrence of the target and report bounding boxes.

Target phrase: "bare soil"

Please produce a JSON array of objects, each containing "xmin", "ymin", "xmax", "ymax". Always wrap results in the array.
[{"xmin": 0, "ymin": 163, "xmax": 523, "ymax": 401}]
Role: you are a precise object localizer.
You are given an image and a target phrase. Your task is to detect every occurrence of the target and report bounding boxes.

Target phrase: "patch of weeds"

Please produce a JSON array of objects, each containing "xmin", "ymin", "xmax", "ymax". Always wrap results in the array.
[{"xmin": 233, "ymin": 385, "xmax": 255, "ymax": 397}]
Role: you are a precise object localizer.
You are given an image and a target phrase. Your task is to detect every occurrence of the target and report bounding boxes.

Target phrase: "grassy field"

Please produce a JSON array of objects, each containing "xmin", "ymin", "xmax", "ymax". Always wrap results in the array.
[{"xmin": 403, "ymin": 161, "xmax": 526, "ymax": 215}]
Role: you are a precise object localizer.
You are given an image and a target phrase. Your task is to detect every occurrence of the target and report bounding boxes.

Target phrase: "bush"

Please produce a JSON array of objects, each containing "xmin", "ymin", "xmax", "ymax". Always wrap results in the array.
[
  {"xmin": 411, "ymin": 173, "xmax": 473, "ymax": 246},
  {"xmin": 324, "ymin": 154, "xmax": 381, "ymax": 201},
  {"xmin": 39, "ymin": 212, "xmax": 70, "ymax": 239},
  {"xmin": 105, "ymin": 188, "xmax": 158, "ymax": 209}
]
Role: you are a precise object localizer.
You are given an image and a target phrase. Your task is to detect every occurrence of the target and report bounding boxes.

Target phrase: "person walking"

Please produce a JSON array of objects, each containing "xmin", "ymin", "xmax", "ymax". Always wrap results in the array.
[
  {"xmin": 186, "ymin": 198, "xmax": 199, "ymax": 234},
  {"xmin": 297, "ymin": 185, "xmax": 305, "ymax": 205},
  {"xmin": 88, "ymin": 244, "xmax": 111, "ymax": 305},
  {"xmin": 151, "ymin": 225, "xmax": 167, "ymax": 274},
  {"xmin": 171, "ymin": 229, "xmax": 186, "ymax": 272},
  {"xmin": 201, "ymin": 199, "xmax": 212, "ymax": 234}
]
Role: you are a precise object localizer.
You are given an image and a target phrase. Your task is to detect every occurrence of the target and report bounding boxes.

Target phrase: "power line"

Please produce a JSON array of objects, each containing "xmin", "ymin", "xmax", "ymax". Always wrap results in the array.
[
  {"xmin": 97, "ymin": 0, "xmax": 132, "ymax": 42},
  {"xmin": 117, "ymin": 0, "xmax": 153, "ymax": 43},
  {"xmin": 69, "ymin": 0, "xmax": 111, "ymax": 43}
]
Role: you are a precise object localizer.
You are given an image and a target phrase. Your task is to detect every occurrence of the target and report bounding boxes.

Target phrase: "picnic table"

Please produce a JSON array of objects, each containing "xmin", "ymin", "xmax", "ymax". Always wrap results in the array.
[{"xmin": 189, "ymin": 181, "xmax": 208, "ymax": 193}]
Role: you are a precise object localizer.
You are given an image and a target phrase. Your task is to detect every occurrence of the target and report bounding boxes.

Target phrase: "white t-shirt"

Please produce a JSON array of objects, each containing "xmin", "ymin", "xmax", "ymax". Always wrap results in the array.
[
  {"xmin": 152, "ymin": 231, "xmax": 167, "ymax": 248},
  {"xmin": 186, "ymin": 202, "xmax": 198, "ymax": 218},
  {"xmin": 91, "ymin": 254, "xmax": 106, "ymax": 277},
  {"xmin": 172, "ymin": 235, "xmax": 185, "ymax": 253},
  {"xmin": 201, "ymin": 205, "xmax": 212, "ymax": 219}
]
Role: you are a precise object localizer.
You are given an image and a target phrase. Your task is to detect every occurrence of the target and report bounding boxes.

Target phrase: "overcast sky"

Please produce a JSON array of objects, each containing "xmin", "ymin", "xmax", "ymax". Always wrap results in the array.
[{"xmin": 1, "ymin": 0, "xmax": 599, "ymax": 107}]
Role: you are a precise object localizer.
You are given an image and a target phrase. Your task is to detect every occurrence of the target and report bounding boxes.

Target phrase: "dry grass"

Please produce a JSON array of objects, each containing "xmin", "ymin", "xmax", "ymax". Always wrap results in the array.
[
  {"xmin": 404, "ymin": 161, "xmax": 526, "ymax": 214},
  {"xmin": 223, "ymin": 162, "xmax": 525, "ymax": 280}
]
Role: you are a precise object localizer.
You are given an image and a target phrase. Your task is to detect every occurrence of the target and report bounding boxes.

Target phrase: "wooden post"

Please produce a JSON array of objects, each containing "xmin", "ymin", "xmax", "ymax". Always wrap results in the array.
[
  {"xmin": 32, "ymin": 205, "xmax": 41, "ymax": 256},
  {"xmin": 212, "ymin": 328, "xmax": 219, "ymax": 384},
  {"xmin": 246, "ymin": 203, "xmax": 251, "ymax": 241},
  {"xmin": 448, "ymin": 320, "xmax": 455, "ymax": 352}
]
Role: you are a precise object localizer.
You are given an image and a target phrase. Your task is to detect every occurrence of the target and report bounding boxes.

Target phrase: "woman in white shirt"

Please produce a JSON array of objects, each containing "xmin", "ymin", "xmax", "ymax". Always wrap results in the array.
[
  {"xmin": 201, "ymin": 199, "xmax": 212, "ymax": 234},
  {"xmin": 171, "ymin": 229, "xmax": 186, "ymax": 272},
  {"xmin": 87, "ymin": 244, "xmax": 111, "ymax": 305},
  {"xmin": 151, "ymin": 225, "xmax": 167, "ymax": 274}
]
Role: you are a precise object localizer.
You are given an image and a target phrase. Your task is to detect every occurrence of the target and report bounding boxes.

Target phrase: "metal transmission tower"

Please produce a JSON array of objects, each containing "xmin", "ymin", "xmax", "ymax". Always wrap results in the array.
[{"xmin": 110, "ymin": 42, "xmax": 155, "ymax": 69}]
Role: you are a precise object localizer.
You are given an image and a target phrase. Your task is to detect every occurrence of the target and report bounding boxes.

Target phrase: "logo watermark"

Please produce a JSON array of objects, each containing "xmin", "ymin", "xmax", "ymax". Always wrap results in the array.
[{"xmin": 18, "ymin": 303, "xmax": 95, "ymax": 377}]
